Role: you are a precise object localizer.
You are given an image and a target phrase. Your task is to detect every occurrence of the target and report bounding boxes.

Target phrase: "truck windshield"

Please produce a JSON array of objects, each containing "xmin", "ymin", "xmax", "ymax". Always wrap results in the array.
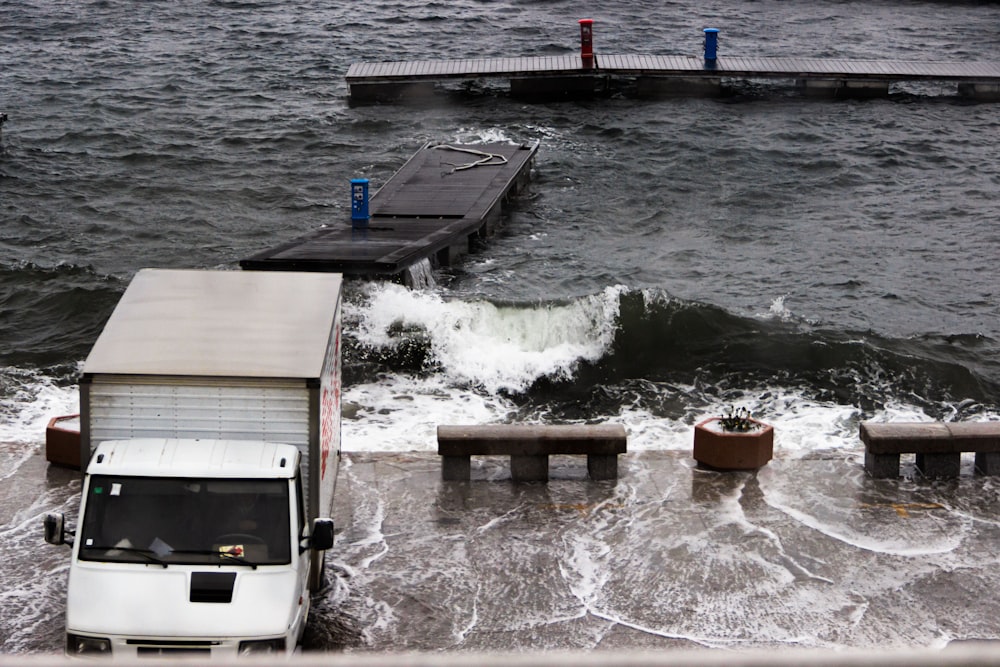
[{"xmin": 78, "ymin": 476, "xmax": 291, "ymax": 566}]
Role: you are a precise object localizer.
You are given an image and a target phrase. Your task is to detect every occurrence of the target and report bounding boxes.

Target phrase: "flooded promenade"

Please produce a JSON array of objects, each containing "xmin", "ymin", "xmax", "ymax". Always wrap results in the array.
[{"xmin": 7, "ymin": 443, "xmax": 1000, "ymax": 655}]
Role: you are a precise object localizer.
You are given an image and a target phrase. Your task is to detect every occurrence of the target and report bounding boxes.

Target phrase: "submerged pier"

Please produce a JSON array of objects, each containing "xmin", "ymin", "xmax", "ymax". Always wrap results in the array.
[
  {"xmin": 241, "ymin": 142, "xmax": 537, "ymax": 284},
  {"xmin": 346, "ymin": 22, "xmax": 1000, "ymax": 102}
]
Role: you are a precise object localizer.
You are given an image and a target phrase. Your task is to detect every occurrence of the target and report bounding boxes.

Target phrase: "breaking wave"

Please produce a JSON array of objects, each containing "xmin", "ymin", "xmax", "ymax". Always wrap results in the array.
[{"xmin": 344, "ymin": 283, "xmax": 1000, "ymax": 420}]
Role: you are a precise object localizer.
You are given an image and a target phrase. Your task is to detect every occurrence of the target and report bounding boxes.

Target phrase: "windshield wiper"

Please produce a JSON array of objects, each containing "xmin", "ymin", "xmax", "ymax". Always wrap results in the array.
[
  {"xmin": 167, "ymin": 549, "xmax": 259, "ymax": 570},
  {"xmin": 85, "ymin": 545, "xmax": 168, "ymax": 568}
]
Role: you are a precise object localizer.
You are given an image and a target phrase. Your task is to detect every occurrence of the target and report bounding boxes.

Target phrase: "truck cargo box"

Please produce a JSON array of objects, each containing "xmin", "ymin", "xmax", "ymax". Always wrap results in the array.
[{"xmin": 79, "ymin": 269, "xmax": 342, "ymax": 522}]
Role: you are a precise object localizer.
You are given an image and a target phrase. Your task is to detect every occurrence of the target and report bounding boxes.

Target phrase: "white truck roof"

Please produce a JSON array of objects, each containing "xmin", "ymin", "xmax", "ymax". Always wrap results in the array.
[
  {"xmin": 87, "ymin": 439, "xmax": 300, "ymax": 478},
  {"xmin": 83, "ymin": 269, "xmax": 342, "ymax": 379}
]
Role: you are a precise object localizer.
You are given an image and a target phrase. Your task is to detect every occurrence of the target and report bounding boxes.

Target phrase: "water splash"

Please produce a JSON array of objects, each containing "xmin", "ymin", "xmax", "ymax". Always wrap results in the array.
[
  {"xmin": 349, "ymin": 283, "xmax": 622, "ymax": 395},
  {"xmin": 403, "ymin": 258, "xmax": 436, "ymax": 290},
  {"xmin": 765, "ymin": 295, "xmax": 794, "ymax": 321}
]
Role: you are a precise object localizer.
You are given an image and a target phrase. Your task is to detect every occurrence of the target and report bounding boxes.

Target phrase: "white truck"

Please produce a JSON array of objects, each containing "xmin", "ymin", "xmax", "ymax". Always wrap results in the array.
[{"xmin": 44, "ymin": 268, "xmax": 343, "ymax": 658}]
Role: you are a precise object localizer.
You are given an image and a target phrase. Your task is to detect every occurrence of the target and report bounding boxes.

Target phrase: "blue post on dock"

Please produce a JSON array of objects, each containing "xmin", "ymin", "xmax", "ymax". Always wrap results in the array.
[
  {"xmin": 351, "ymin": 178, "xmax": 370, "ymax": 227},
  {"xmin": 703, "ymin": 28, "xmax": 719, "ymax": 62}
]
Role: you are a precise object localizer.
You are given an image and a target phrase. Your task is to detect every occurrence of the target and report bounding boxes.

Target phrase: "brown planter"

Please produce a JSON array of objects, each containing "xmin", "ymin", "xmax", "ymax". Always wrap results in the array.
[
  {"xmin": 693, "ymin": 417, "xmax": 773, "ymax": 471},
  {"xmin": 45, "ymin": 414, "xmax": 81, "ymax": 470}
]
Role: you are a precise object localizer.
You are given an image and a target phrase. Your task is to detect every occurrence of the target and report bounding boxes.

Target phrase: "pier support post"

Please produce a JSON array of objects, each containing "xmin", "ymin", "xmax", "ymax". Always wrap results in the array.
[
  {"xmin": 958, "ymin": 83, "xmax": 1000, "ymax": 101},
  {"xmin": 636, "ymin": 77, "xmax": 722, "ymax": 98},
  {"xmin": 797, "ymin": 79, "xmax": 889, "ymax": 99},
  {"xmin": 510, "ymin": 76, "xmax": 601, "ymax": 99},
  {"xmin": 0, "ymin": 113, "xmax": 7, "ymax": 142},
  {"xmin": 439, "ymin": 239, "xmax": 470, "ymax": 266},
  {"xmin": 349, "ymin": 81, "xmax": 437, "ymax": 103}
]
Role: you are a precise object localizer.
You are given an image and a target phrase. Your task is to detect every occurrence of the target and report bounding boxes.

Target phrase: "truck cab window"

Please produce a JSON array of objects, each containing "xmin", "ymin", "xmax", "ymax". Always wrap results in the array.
[{"xmin": 79, "ymin": 476, "xmax": 292, "ymax": 566}]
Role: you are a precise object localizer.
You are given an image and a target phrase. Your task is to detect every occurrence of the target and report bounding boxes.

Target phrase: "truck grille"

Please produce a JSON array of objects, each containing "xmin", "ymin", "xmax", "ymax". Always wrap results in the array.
[{"xmin": 128, "ymin": 639, "xmax": 218, "ymax": 655}]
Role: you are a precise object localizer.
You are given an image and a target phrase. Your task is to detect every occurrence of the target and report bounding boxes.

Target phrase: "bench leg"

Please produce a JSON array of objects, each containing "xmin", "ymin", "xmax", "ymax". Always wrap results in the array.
[
  {"xmin": 865, "ymin": 451, "xmax": 900, "ymax": 478},
  {"xmin": 916, "ymin": 452, "xmax": 961, "ymax": 478},
  {"xmin": 975, "ymin": 452, "xmax": 1000, "ymax": 475},
  {"xmin": 587, "ymin": 454, "xmax": 618, "ymax": 480},
  {"xmin": 441, "ymin": 455, "xmax": 471, "ymax": 481},
  {"xmin": 511, "ymin": 455, "xmax": 548, "ymax": 482}
]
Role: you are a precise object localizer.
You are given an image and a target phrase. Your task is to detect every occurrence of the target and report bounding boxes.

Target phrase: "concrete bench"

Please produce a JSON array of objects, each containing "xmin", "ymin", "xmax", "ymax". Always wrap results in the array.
[
  {"xmin": 437, "ymin": 424, "xmax": 627, "ymax": 482},
  {"xmin": 860, "ymin": 421, "xmax": 1000, "ymax": 478}
]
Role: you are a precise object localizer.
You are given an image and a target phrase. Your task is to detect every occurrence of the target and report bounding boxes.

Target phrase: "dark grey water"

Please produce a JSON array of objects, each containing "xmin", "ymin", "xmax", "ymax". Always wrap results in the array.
[{"xmin": 2, "ymin": 0, "xmax": 1000, "ymax": 653}]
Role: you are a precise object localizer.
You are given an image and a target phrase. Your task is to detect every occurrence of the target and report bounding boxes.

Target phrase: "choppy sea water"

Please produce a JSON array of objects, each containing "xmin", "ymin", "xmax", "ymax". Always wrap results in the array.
[{"xmin": 1, "ymin": 0, "xmax": 999, "ymax": 654}]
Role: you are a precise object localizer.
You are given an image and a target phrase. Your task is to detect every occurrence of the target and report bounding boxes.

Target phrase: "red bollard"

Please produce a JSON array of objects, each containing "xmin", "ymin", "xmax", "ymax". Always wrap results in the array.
[{"xmin": 579, "ymin": 18, "xmax": 594, "ymax": 68}]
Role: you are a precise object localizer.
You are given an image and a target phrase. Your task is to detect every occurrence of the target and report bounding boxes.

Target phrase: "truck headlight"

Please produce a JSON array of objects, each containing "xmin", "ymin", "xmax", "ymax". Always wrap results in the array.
[
  {"xmin": 238, "ymin": 638, "xmax": 286, "ymax": 655},
  {"xmin": 67, "ymin": 633, "xmax": 111, "ymax": 655}
]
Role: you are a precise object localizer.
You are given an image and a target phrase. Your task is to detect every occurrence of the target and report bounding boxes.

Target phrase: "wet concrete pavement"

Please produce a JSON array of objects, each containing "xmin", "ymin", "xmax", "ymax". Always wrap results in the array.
[
  {"xmin": 325, "ymin": 450, "xmax": 1000, "ymax": 653},
  {"xmin": 6, "ymin": 445, "xmax": 1000, "ymax": 655}
]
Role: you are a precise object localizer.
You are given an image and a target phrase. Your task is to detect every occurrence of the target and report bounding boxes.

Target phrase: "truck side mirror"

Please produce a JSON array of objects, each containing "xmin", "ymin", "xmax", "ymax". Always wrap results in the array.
[
  {"xmin": 310, "ymin": 518, "xmax": 334, "ymax": 551},
  {"xmin": 44, "ymin": 513, "xmax": 66, "ymax": 546}
]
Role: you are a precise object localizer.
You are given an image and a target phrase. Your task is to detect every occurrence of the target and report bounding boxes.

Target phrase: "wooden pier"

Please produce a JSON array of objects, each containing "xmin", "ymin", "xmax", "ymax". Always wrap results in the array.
[
  {"xmin": 240, "ymin": 142, "xmax": 537, "ymax": 283},
  {"xmin": 346, "ymin": 53, "xmax": 1000, "ymax": 101}
]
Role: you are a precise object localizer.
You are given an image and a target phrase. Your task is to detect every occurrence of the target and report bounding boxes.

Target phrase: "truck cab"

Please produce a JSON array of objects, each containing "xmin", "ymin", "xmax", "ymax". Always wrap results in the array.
[{"xmin": 46, "ymin": 438, "xmax": 333, "ymax": 658}]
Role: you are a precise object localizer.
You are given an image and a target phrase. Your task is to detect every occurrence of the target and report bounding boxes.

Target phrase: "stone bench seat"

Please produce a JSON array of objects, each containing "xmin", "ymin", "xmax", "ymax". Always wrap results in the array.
[
  {"xmin": 437, "ymin": 424, "xmax": 627, "ymax": 481},
  {"xmin": 860, "ymin": 421, "xmax": 1000, "ymax": 478}
]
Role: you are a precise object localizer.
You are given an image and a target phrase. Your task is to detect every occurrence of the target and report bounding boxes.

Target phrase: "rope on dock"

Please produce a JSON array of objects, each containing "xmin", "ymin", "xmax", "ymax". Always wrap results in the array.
[{"xmin": 432, "ymin": 144, "xmax": 508, "ymax": 174}]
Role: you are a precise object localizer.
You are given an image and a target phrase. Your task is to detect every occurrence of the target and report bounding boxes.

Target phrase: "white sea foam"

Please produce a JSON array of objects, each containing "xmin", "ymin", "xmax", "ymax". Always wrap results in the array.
[
  {"xmin": 450, "ymin": 127, "xmax": 518, "ymax": 145},
  {"xmin": 611, "ymin": 390, "xmax": 864, "ymax": 454},
  {"xmin": 2, "ymin": 372, "xmax": 989, "ymax": 460},
  {"xmin": 3, "ymin": 287, "xmax": 994, "ymax": 463},
  {"xmin": 343, "ymin": 376, "xmax": 986, "ymax": 455},
  {"xmin": 758, "ymin": 463, "xmax": 970, "ymax": 557},
  {"xmin": 0, "ymin": 366, "xmax": 80, "ymax": 445},
  {"xmin": 350, "ymin": 282, "xmax": 620, "ymax": 396},
  {"xmin": 343, "ymin": 374, "xmax": 516, "ymax": 453},
  {"xmin": 763, "ymin": 294, "xmax": 794, "ymax": 321},
  {"xmin": 0, "ymin": 367, "xmax": 80, "ymax": 482}
]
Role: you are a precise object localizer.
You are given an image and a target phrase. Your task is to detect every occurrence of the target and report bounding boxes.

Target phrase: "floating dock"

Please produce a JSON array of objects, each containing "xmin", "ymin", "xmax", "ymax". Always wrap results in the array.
[
  {"xmin": 241, "ymin": 142, "xmax": 537, "ymax": 283},
  {"xmin": 347, "ymin": 54, "xmax": 1000, "ymax": 101},
  {"xmin": 346, "ymin": 21, "xmax": 1000, "ymax": 102}
]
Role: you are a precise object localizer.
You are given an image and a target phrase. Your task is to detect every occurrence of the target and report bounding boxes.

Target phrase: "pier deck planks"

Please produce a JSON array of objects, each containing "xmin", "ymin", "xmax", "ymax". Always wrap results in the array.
[{"xmin": 240, "ymin": 142, "xmax": 537, "ymax": 279}]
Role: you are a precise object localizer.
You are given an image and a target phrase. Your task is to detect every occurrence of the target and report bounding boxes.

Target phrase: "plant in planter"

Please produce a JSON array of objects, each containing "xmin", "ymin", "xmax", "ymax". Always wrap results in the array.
[{"xmin": 693, "ymin": 406, "xmax": 774, "ymax": 471}]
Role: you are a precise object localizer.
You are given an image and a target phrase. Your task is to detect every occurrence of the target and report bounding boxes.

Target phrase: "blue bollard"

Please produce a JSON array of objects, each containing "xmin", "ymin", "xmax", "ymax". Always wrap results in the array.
[
  {"xmin": 703, "ymin": 28, "xmax": 719, "ymax": 62},
  {"xmin": 351, "ymin": 178, "xmax": 369, "ymax": 227}
]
